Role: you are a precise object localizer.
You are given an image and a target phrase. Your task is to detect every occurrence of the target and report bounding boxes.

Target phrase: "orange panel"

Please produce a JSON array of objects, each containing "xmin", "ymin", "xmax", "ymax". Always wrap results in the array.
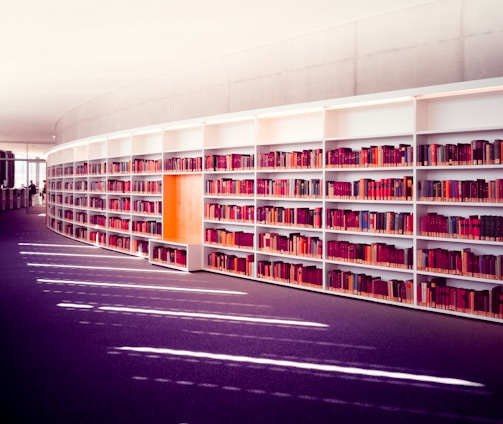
[{"xmin": 163, "ymin": 174, "xmax": 202, "ymax": 243}]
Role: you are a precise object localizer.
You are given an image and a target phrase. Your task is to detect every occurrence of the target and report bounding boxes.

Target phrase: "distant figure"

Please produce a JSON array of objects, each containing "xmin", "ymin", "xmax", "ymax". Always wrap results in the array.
[
  {"xmin": 29, "ymin": 180, "xmax": 36, "ymax": 206},
  {"xmin": 41, "ymin": 180, "xmax": 47, "ymax": 204}
]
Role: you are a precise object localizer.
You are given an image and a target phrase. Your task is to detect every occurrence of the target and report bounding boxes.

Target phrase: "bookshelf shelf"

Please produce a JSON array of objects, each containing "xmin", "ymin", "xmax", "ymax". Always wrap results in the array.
[{"xmin": 46, "ymin": 78, "xmax": 503, "ymax": 323}]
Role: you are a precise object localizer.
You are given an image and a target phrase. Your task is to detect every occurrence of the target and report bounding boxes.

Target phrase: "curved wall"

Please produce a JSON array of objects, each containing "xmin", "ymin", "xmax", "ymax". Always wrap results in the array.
[{"xmin": 55, "ymin": 0, "xmax": 503, "ymax": 144}]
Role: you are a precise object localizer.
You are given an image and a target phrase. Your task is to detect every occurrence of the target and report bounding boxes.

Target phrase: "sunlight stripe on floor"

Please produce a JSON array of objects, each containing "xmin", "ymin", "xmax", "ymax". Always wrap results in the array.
[
  {"xmin": 116, "ymin": 346, "xmax": 484, "ymax": 388},
  {"xmin": 40, "ymin": 278, "xmax": 246, "ymax": 295},
  {"xmin": 27, "ymin": 263, "xmax": 184, "ymax": 273}
]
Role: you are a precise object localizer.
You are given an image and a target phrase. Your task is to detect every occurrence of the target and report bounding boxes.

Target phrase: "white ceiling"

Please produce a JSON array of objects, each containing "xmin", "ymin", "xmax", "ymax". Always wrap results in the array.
[{"xmin": 0, "ymin": 0, "xmax": 433, "ymax": 148}]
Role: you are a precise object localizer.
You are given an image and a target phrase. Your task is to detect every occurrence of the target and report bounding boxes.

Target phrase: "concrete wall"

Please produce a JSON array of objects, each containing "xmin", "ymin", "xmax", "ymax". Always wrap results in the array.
[{"xmin": 55, "ymin": 0, "xmax": 503, "ymax": 144}]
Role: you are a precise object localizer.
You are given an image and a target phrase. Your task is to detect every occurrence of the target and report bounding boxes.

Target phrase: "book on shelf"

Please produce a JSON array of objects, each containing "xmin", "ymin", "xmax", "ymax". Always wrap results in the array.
[
  {"xmin": 205, "ymin": 153, "xmax": 254, "ymax": 171},
  {"xmin": 258, "ymin": 232, "xmax": 323, "ymax": 258},
  {"xmin": 256, "ymin": 178, "xmax": 322, "ymax": 198},
  {"xmin": 164, "ymin": 156, "xmax": 202, "ymax": 172},
  {"xmin": 417, "ymin": 179, "xmax": 503, "ymax": 202},
  {"xmin": 326, "ymin": 144, "xmax": 413, "ymax": 168},
  {"xmin": 417, "ymin": 139, "xmax": 502, "ymax": 166},
  {"xmin": 418, "ymin": 277, "xmax": 503, "ymax": 318},
  {"xmin": 326, "ymin": 240, "xmax": 413, "ymax": 269},
  {"xmin": 258, "ymin": 149, "xmax": 322, "ymax": 169},
  {"xmin": 419, "ymin": 213, "xmax": 503, "ymax": 241},
  {"xmin": 204, "ymin": 203, "xmax": 255, "ymax": 223},
  {"xmin": 327, "ymin": 269, "xmax": 413, "ymax": 303},
  {"xmin": 257, "ymin": 206, "xmax": 322, "ymax": 228},
  {"xmin": 257, "ymin": 260, "xmax": 323, "ymax": 287},
  {"xmin": 205, "ymin": 228, "xmax": 254, "ymax": 249},
  {"xmin": 326, "ymin": 208, "xmax": 413, "ymax": 234},
  {"xmin": 207, "ymin": 251, "xmax": 254, "ymax": 276},
  {"xmin": 417, "ymin": 247, "xmax": 503, "ymax": 280}
]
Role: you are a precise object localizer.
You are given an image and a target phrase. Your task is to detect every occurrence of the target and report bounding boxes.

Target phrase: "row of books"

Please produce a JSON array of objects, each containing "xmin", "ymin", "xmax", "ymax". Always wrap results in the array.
[
  {"xmin": 132, "ymin": 200, "xmax": 162, "ymax": 215},
  {"xmin": 256, "ymin": 260, "xmax": 322, "ymax": 288},
  {"xmin": 207, "ymin": 252, "xmax": 254, "ymax": 276},
  {"xmin": 75, "ymin": 212, "xmax": 87, "ymax": 223},
  {"xmin": 133, "ymin": 239, "xmax": 149, "ymax": 256},
  {"xmin": 131, "ymin": 220, "xmax": 162, "ymax": 236},
  {"xmin": 326, "ymin": 209, "xmax": 414, "ymax": 234},
  {"xmin": 416, "ymin": 139, "xmax": 502, "ymax": 166},
  {"xmin": 256, "ymin": 206, "xmax": 322, "ymax": 228},
  {"xmin": 64, "ymin": 166, "xmax": 73, "ymax": 175},
  {"xmin": 418, "ymin": 277, "xmax": 503, "ymax": 317},
  {"xmin": 131, "ymin": 159, "xmax": 162, "ymax": 173},
  {"xmin": 108, "ymin": 217, "xmax": 130, "ymax": 231},
  {"xmin": 205, "ymin": 178, "xmax": 254, "ymax": 196},
  {"xmin": 204, "ymin": 229, "xmax": 254, "ymax": 249},
  {"xmin": 256, "ymin": 178, "xmax": 322, "ymax": 198},
  {"xmin": 152, "ymin": 246, "xmax": 188, "ymax": 267},
  {"xmin": 417, "ymin": 179, "xmax": 503, "ymax": 202},
  {"xmin": 75, "ymin": 196, "xmax": 88, "ymax": 207},
  {"xmin": 89, "ymin": 214, "xmax": 107, "ymax": 226},
  {"xmin": 327, "ymin": 269, "xmax": 414, "ymax": 303},
  {"xmin": 326, "ymin": 144, "xmax": 414, "ymax": 168},
  {"xmin": 64, "ymin": 210, "xmax": 73, "ymax": 220},
  {"xmin": 164, "ymin": 157, "xmax": 202, "ymax": 172},
  {"xmin": 326, "ymin": 176, "xmax": 413, "ymax": 200},
  {"xmin": 258, "ymin": 232, "xmax": 323, "ymax": 258},
  {"xmin": 108, "ymin": 161, "xmax": 131, "ymax": 174},
  {"xmin": 204, "ymin": 203, "xmax": 255, "ymax": 223},
  {"xmin": 326, "ymin": 240, "xmax": 413, "ymax": 269},
  {"xmin": 107, "ymin": 234, "xmax": 131, "ymax": 251},
  {"xmin": 108, "ymin": 197, "xmax": 131, "ymax": 212},
  {"xmin": 90, "ymin": 181, "xmax": 107, "ymax": 192},
  {"xmin": 257, "ymin": 149, "xmax": 322, "ymax": 169},
  {"xmin": 131, "ymin": 180, "xmax": 162, "ymax": 194},
  {"xmin": 419, "ymin": 213, "xmax": 503, "ymax": 240},
  {"xmin": 417, "ymin": 248, "xmax": 503, "ymax": 280},
  {"xmin": 108, "ymin": 180, "xmax": 131, "ymax": 193},
  {"xmin": 205, "ymin": 154, "xmax": 254, "ymax": 171}
]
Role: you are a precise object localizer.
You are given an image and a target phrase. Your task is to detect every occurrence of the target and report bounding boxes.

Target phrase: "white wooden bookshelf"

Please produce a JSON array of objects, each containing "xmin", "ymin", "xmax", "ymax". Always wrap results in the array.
[{"xmin": 46, "ymin": 78, "xmax": 503, "ymax": 322}]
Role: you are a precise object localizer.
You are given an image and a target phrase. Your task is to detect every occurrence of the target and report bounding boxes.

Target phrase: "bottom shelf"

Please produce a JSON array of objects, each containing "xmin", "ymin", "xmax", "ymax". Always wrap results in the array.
[{"xmin": 149, "ymin": 239, "xmax": 203, "ymax": 271}]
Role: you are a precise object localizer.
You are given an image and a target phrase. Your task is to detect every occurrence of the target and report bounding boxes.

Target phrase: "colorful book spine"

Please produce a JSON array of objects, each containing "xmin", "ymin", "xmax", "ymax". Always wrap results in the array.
[
  {"xmin": 326, "ymin": 176, "xmax": 413, "ymax": 200},
  {"xmin": 417, "ymin": 248, "xmax": 503, "ymax": 280},
  {"xmin": 132, "ymin": 159, "xmax": 162, "ymax": 173},
  {"xmin": 164, "ymin": 156, "xmax": 203, "ymax": 172},
  {"xmin": 327, "ymin": 269, "xmax": 413, "ymax": 303},
  {"xmin": 132, "ymin": 200, "xmax": 162, "ymax": 215},
  {"xmin": 108, "ymin": 197, "xmax": 131, "ymax": 212},
  {"xmin": 205, "ymin": 178, "xmax": 255, "ymax": 196},
  {"xmin": 108, "ymin": 160, "xmax": 131, "ymax": 174},
  {"xmin": 326, "ymin": 241, "xmax": 413, "ymax": 269},
  {"xmin": 417, "ymin": 179, "xmax": 503, "ymax": 202},
  {"xmin": 258, "ymin": 232, "xmax": 323, "ymax": 258},
  {"xmin": 326, "ymin": 209, "xmax": 413, "ymax": 234},
  {"xmin": 152, "ymin": 246, "xmax": 188, "ymax": 267},
  {"xmin": 207, "ymin": 252, "xmax": 254, "ymax": 276},
  {"xmin": 256, "ymin": 178, "xmax": 322, "ymax": 198},
  {"xmin": 258, "ymin": 149, "xmax": 322, "ymax": 169},
  {"xmin": 417, "ymin": 139, "xmax": 502, "ymax": 166},
  {"xmin": 418, "ymin": 277, "xmax": 503, "ymax": 318},
  {"xmin": 257, "ymin": 206, "xmax": 322, "ymax": 228},
  {"xmin": 204, "ymin": 203, "xmax": 255, "ymax": 223},
  {"xmin": 132, "ymin": 220, "xmax": 162, "ymax": 236},
  {"xmin": 205, "ymin": 229, "xmax": 254, "ymax": 249},
  {"xmin": 419, "ymin": 213, "xmax": 503, "ymax": 241},
  {"xmin": 257, "ymin": 260, "xmax": 322, "ymax": 288},
  {"xmin": 326, "ymin": 144, "xmax": 413, "ymax": 168},
  {"xmin": 132, "ymin": 180, "xmax": 162, "ymax": 194},
  {"xmin": 107, "ymin": 235, "xmax": 130, "ymax": 251},
  {"xmin": 205, "ymin": 153, "xmax": 255, "ymax": 171}
]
